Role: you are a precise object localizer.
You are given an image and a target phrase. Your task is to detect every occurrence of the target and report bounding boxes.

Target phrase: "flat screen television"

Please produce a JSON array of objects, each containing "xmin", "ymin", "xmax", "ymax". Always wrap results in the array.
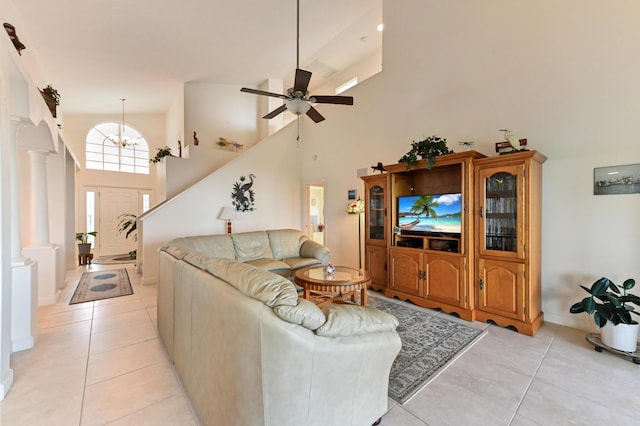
[{"xmin": 397, "ymin": 193, "xmax": 462, "ymax": 237}]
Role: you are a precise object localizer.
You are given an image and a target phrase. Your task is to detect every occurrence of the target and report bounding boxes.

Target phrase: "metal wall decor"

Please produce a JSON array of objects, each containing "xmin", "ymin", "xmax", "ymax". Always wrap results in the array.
[{"xmin": 231, "ymin": 174, "xmax": 256, "ymax": 211}]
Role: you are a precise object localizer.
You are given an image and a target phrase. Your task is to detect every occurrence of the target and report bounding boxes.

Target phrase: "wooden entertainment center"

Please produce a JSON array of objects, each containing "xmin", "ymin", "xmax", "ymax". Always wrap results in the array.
[{"xmin": 361, "ymin": 150, "xmax": 547, "ymax": 335}]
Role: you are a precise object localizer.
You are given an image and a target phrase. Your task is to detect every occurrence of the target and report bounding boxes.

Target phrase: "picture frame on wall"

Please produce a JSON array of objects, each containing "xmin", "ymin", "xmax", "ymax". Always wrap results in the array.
[
  {"xmin": 594, "ymin": 163, "xmax": 640, "ymax": 195},
  {"xmin": 348, "ymin": 189, "xmax": 357, "ymax": 200}
]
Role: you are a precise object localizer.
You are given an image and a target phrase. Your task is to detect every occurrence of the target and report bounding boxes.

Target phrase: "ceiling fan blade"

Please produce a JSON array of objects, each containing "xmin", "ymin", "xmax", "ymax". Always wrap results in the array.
[
  {"xmin": 240, "ymin": 87, "xmax": 287, "ymax": 99},
  {"xmin": 293, "ymin": 68, "xmax": 312, "ymax": 94},
  {"xmin": 306, "ymin": 106, "xmax": 325, "ymax": 123},
  {"xmin": 311, "ymin": 95, "xmax": 354, "ymax": 105},
  {"xmin": 263, "ymin": 104, "xmax": 288, "ymax": 119}
]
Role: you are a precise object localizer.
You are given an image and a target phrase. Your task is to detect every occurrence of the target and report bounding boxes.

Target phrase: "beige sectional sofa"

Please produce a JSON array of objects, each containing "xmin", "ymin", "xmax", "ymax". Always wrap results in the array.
[
  {"xmin": 165, "ymin": 228, "xmax": 330, "ymax": 278},
  {"xmin": 158, "ymin": 230, "xmax": 402, "ymax": 426}
]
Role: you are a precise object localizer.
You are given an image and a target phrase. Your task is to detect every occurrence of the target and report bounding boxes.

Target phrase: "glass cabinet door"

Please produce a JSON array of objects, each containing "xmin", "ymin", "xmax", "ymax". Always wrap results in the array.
[
  {"xmin": 368, "ymin": 185, "xmax": 385, "ymax": 241},
  {"xmin": 479, "ymin": 165, "xmax": 524, "ymax": 259}
]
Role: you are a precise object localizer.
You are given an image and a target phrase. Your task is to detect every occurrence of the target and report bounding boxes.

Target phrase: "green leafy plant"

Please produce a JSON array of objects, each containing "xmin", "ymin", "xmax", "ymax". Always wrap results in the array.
[
  {"xmin": 569, "ymin": 277, "xmax": 640, "ymax": 327},
  {"xmin": 75, "ymin": 231, "xmax": 97, "ymax": 244},
  {"xmin": 150, "ymin": 146, "xmax": 173, "ymax": 163},
  {"xmin": 117, "ymin": 213, "xmax": 137, "ymax": 259},
  {"xmin": 398, "ymin": 135, "xmax": 453, "ymax": 170},
  {"xmin": 41, "ymin": 84, "xmax": 61, "ymax": 106}
]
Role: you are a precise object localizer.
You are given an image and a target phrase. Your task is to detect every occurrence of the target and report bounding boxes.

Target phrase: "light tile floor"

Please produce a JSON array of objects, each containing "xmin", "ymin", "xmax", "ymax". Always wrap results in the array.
[{"xmin": 1, "ymin": 263, "xmax": 639, "ymax": 425}]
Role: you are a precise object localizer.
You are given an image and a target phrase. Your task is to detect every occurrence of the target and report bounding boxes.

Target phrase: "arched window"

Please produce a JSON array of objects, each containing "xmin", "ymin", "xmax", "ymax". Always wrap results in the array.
[{"xmin": 85, "ymin": 122, "xmax": 150, "ymax": 174}]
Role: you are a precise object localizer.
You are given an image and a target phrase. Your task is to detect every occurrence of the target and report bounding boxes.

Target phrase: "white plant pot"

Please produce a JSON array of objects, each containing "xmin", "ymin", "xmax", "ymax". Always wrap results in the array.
[{"xmin": 601, "ymin": 322, "xmax": 639, "ymax": 352}]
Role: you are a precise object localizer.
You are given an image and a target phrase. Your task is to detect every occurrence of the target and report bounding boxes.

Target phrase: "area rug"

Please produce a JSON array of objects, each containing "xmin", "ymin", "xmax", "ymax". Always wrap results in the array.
[
  {"xmin": 69, "ymin": 268, "xmax": 133, "ymax": 304},
  {"xmin": 91, "ymin": 254, "xmax": 136, "ymax": 265},
  {"xmin": 368, "ymin": 293, "xmax": 486, "ymax": 404}
]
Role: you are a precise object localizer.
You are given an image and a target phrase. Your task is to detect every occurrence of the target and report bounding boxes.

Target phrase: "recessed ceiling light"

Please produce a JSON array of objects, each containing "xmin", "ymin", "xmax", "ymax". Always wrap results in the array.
[{"xmin": 377, "ymin": 23, "xmax": 384, "ymax": 32}]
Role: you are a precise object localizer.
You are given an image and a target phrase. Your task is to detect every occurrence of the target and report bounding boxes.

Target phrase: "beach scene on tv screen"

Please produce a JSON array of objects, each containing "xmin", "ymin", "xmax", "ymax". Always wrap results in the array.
[{"xmin": 398, "ymin": 194, "xmax": 462, "ymax": 234}]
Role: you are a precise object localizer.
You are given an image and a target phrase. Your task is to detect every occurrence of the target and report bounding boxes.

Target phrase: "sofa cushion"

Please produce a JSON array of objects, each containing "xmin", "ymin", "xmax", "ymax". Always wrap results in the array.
[
  {"xmin": 315, "ymin": 305, "xmax": 399, "ymax": 337},
  {"xmin": 162, "ymin": 245, "xmax": 191, "ymax": 260},
  {"xmin": 244, "ymin": 258, "xmax": 291, "ymax": 272},
  {"xmin": 267, "ymin": 229, "xmax": 306, "ymax": 260},
  {"xmin": 183, "ymin": 252, "xmax": 211, "ymax": 271},
  {"xmin": 231, "ymin": 231, "xmax": 274, "ymax": 262},
  {"xmin": 205, "ymin": 258, "xmax": 298, "ymax": 307},
  {"xmin": 284, "ymin": 257, "xmax": 321, "ymax": 270},
  {"xmin": 167, "ymin": 235, "xmax": 236, "ymax": 260},
  {"xmin": 273, "ymin": 298, "xmax": 326, "ymax": 330}
]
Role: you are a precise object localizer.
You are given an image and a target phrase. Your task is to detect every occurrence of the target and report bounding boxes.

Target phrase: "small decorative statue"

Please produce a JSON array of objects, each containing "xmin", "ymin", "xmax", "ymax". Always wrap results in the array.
[
  {"xmin": 3, "ymin": 23, "xmax": 26, "ymax": 56},
  {"xmin": 371, "ymin": 162, "xmax": 386, "ymax": 173},
  {"xmin": 193, "ymin": 131, "xmax": 199, "ymax": 146}
]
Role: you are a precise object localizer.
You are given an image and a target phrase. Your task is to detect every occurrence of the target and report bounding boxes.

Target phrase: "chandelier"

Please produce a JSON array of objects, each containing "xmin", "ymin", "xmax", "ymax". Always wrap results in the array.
[{"xmin": 107, "ymin": 98, "xmax": 138, "ymax": 148}]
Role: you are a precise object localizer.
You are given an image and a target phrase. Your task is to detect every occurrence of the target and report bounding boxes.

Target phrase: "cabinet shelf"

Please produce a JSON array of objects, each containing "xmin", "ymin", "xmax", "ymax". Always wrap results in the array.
[{"xmin": 486, "ymin": 213, "xmax": 516, "ymax": 219}]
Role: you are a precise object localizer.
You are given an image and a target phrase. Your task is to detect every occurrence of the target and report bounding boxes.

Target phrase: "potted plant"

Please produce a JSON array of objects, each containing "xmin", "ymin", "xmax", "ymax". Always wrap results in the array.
[
  {"xmin": 75, "ymin": 231, "xmax": 97, "ymax": 255},
  {"xmin": 117, "ymin": 213, "xmax": 137, "ymax": 259},
  {"xmin": 39, "ymin": 84, "xmax": 60, "ymax": 118},
  {"xmin": 150, "ymin": 146, "xmax": 173, "ymax": 163},
  {"xmin": 569, "ymin": 277, "xmax": 640, "ymax": 352},
  {"xmin": 398, "ymin": 135, "xmax": 453, "ymax": 170}
]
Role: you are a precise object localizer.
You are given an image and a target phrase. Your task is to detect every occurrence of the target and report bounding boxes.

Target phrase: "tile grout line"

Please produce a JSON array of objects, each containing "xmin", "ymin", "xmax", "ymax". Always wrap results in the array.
[
  {"xmin": 78, "ymin": 301, "xmax": 96, "ymax": 426},
  {"xmin": 508, "ymin": 326, "xmax": 560, "ymax": 425}
]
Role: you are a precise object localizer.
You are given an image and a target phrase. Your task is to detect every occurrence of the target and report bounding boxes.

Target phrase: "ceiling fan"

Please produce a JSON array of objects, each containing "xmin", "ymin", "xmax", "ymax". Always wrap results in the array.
[{"xmin": 240, "ymin": 0, "xmax": 354, "ymax": 123}]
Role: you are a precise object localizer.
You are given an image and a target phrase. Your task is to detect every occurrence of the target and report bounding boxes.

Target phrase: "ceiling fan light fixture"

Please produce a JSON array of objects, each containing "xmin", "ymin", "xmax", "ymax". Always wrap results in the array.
[{"xmin": 286, "ymin": 98, "xmax": 311, "ymax": 115}]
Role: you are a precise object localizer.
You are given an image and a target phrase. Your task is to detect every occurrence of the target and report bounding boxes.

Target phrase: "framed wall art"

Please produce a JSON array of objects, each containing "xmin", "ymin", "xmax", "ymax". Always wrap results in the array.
[{"xmin": 593, "ymin": 163, "xmax": 640, "ymax": 195}]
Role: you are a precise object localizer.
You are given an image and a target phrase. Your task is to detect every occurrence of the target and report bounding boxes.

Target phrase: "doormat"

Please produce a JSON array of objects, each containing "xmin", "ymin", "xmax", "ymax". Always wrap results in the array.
[
  {"xmin": 91, "ymin": 254, "xmax": 136, "ymax": 265},
  {"xmin": 368, "ymin": 293, "xmax": 486, "ymax": 404},
  {"xmin": 69, "ymin": 268, "xmax": 133, "ymax": 304}
]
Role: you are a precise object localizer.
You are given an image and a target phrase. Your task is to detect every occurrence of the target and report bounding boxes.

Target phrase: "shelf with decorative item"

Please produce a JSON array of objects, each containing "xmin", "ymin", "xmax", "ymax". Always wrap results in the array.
[{"xmin": 217, "ymin": 137, "xmax": 243, "ymax": 152}]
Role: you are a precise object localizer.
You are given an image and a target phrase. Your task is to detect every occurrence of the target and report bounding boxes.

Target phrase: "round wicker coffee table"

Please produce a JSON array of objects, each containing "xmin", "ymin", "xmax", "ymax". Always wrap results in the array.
[{"xmin": 294, "ymin": 265, "xmax": 370, "ymax": 307}]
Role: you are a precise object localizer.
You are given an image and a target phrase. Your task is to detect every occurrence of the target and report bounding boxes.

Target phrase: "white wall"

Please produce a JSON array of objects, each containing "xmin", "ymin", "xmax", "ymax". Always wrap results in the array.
[
  {"xmin": 163, "ymin": 145, "xmax": 239, "ymax": 200},
  {"xmin": 184, "ymin": 82, "xmax": 260, "ymax": 150},
  {"xmin": 295, "ymin": 0, "xmax": 640, "ymax": 333}
]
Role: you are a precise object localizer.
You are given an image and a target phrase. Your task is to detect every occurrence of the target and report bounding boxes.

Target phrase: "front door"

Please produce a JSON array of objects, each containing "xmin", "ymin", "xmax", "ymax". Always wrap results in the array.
[{"xmin": 99, "ymin": 187, "xmax": 139, "ymax": 256}]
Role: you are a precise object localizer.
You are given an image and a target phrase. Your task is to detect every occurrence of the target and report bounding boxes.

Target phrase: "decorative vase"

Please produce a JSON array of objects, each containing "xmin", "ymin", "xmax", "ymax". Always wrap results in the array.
[
  {"xmin": 78, "ymin": 243, "xmax": 91, "ymax": 255},
  {"xmin": 601, "ymin": 322, "xmax": 639, "ymax": 352}
]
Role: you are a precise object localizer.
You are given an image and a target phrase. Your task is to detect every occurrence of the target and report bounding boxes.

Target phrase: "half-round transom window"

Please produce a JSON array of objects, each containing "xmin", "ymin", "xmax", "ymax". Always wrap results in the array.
[{"xmin": 85, "ymin": 122, "xmax": 150, "ymax": 174}]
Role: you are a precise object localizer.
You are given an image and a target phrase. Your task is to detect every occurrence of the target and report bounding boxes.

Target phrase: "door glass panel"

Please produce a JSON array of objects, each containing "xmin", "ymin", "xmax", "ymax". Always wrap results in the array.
[
  {"xmin": 369, "ymin": 185, "xmax": 385, "ymax": 240},
  {"xmin": 485, "ymin": 172, "xmax": 517, "ymax": 252},
  {"xmin": 86, "ymin": 191, "xmax": 96, "ymax": 248}
]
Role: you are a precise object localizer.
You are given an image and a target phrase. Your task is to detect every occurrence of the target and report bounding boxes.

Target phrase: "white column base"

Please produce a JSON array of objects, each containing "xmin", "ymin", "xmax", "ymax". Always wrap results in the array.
[
  {"xmin": 11, "ymin": 259, "xmax": 39, "ymax": 353},
  {"xmin": 22, "ymin": 245, "xmax": 60, "ymax": 306}
]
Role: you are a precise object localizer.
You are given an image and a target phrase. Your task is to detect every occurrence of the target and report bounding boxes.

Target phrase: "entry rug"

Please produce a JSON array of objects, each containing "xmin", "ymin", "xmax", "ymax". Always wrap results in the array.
[
  {"xmin": 91, "ymin": 254, "xmax": 136, "ymax": 265},
  {"xmin": 368, "ymin": 293, "xmax": 486, "ymax": 404},
  {"xmin": 70, "ymin": 268, "xmax": 133, "ymax": 304}
]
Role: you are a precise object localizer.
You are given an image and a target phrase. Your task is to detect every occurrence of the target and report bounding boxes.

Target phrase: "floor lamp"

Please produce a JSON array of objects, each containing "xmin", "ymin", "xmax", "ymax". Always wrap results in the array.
[{"xmin": 346, "ymin": 198, "xmax": 365, "ymax": 272}]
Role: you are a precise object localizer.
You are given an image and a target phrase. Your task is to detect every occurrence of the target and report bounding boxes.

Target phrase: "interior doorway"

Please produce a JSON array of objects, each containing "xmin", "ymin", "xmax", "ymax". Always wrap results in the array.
[{"xmin": 306, "ymin": 183, "xmax": 325, "ymax": 245}]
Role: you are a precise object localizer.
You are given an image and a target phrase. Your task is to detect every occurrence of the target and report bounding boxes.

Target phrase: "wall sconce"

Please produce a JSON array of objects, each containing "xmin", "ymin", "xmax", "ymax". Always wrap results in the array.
[{"xmin": 218, "ymin": 207, "xmax": 238, "ymax": 234}]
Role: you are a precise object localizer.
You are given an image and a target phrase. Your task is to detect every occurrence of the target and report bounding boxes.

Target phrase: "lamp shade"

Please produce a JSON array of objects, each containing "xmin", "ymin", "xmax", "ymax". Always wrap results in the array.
[
  {"xmin": 218, "ymin": 207, "xmax": 238, "ymax": 221},
  {"xmin": 346, "ymin": 198, "xmax": 365, "ymax": 214}
]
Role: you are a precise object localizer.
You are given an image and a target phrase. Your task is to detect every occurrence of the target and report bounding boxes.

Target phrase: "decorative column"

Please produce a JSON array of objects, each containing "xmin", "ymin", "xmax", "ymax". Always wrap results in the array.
[
  {"xmin": 11, "ymin": 121, "xmax": 38, "ymax": 352},
  {"xmin": 27, "ymin": 150, "xmax": 51, "ymax": 246}
]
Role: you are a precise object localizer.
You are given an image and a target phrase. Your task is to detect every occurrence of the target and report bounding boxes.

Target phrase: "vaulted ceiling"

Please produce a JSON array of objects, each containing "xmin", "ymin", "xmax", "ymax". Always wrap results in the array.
[{"xmin": 10, "ymin": 0, "xmax": 382, "ymax": 115}]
